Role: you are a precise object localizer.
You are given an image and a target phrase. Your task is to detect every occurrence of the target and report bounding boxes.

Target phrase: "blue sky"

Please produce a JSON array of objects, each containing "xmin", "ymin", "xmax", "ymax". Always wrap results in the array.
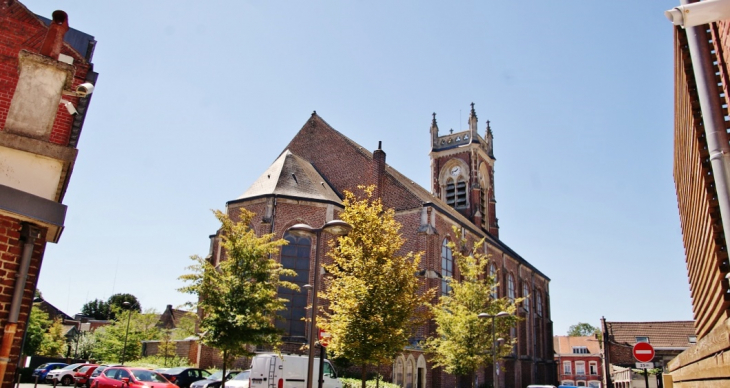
[{"xmin": 26, "ymin": 0, "xmax": 691, "ymax": 335}]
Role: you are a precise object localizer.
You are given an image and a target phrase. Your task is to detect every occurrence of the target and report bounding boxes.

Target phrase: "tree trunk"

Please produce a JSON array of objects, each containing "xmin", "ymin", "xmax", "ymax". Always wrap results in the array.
[
  {"xmin": 221, "ymin": 349, "xmax": 228, "ymax": 388},
  {"xmin": 376, "ymin": 364, "xmax": 380, "ymax": 388},
  {"xmin": 361, "ymin": 364, "xmax": 368, "ymax": 388}
]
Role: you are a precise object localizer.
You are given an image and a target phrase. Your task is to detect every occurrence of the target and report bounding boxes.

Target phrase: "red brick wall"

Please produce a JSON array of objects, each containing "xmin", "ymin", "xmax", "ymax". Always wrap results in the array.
[
  {"xmin": 0, "ymin": 215, "xmax": 47, "ymax": 388},
  {"xmin": 0, "ymin": 0, "xmax": 91, "ymax": 146}
]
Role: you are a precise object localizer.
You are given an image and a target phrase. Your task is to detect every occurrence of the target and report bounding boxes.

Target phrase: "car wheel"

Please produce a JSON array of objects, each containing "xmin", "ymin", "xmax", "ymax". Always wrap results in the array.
[{"xmin": 62, "ymin": 376, "xmax": 73, "ymax": 386}]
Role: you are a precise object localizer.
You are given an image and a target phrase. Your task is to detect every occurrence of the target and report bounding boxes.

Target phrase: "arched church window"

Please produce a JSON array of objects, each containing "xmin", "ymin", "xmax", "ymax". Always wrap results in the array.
[
  {"xmin": 523, "ymin": 283, "xmax": 530, "ymax": 312},
  {"xmin": 536, "ymin": 291, "xmax": 543, "ymax": 317},
  {"xmin": 276, "ymin": 232, "xmax": 311, "ymax": 342},
  {"xmin": 441, "ymin": 239, "xmax": 453, "ymax": 294}
]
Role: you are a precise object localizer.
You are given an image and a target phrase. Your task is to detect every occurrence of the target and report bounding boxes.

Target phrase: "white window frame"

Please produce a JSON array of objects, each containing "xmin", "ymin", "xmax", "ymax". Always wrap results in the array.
[
  {"xmin": 441, "ymin": 239, "xmax": 453, "ymax": 294},
  {"xmin": 508, "ymin": 273, "xmax": 515, "ymax": 302},
  {"xmin": 576, "ymin": 361, "xmax": 586, "ymax": 376},
  {"xmin": 563, "ymin": 361, "xmax": 572, "ymax": 375}
]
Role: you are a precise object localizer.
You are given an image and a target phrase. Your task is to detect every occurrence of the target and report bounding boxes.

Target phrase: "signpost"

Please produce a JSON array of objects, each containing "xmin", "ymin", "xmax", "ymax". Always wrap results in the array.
[{"xmin": 633, "ymin": 342, "xmax": 655, "ymax": 388}]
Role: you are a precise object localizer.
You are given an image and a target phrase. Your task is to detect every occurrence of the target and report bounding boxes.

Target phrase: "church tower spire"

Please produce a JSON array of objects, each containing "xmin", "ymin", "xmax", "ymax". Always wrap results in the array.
[{"xmin": 429, "ymin": 103, "xmax": 499, "ymax": 237}]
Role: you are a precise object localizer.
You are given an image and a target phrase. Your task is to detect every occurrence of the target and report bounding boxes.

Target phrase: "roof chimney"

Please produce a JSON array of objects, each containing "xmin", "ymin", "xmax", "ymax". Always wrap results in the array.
[
  {"xmin": 40, "ymin": 11, "xmax": 69, "ymax": 59},
  {"xmin": 373, "ymin": 141, "xmax": 386, "ymax": 199}
]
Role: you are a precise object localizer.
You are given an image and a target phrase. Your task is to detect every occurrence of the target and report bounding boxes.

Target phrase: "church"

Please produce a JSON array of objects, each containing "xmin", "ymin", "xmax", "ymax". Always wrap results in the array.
[{"xmin": 208, "ymin": 105, "xmax": 555, "ymax": 387}]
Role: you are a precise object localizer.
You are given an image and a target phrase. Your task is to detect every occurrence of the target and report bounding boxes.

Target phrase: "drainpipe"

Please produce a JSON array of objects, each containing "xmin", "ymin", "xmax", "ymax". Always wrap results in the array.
[
  {"xmin": 681, "ymin": 0, "xmax": 730, "ymax": 255},
  {"xmin": 0, "ymin": 223, "xmax": 41, "ymax": 380}
]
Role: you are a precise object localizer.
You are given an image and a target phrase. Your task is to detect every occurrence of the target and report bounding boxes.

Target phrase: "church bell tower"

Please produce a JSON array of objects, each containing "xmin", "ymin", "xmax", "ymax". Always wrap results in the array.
[{"xmin": 429, "ymin": 103, "xmax": 499, "ymax": 237}]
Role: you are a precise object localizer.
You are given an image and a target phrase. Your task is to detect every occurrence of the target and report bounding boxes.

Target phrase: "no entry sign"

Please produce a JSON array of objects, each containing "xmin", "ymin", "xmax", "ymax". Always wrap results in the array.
[{"xmin": 633, "ymin": 342, "xmax": 655, "ymax": 363}]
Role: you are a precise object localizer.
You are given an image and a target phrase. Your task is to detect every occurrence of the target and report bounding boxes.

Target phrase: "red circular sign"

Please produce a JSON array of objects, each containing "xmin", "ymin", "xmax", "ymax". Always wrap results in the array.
[{"xmin": 633, "ymin": 342, "xmax": 655, "ymax": 362}]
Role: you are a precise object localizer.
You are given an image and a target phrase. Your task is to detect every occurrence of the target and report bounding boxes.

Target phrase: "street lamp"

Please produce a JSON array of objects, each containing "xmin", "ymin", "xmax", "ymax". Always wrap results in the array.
[
  {"xmin": 120, "ymin": 301, "xmax": 133, "ymax": 365},
  {"xmin": 287, "ymin": 220, "xmax": 353, "ymax": 388},
  {"xmin": 478, "ymin": 311, "xmax": 510, "ymax": 388}
]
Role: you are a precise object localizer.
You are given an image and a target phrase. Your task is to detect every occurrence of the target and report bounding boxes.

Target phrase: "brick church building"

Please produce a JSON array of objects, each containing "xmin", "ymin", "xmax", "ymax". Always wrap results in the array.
[{"xmin": 208, "ymin": 105, "xmax": 554, "ymax": 387}]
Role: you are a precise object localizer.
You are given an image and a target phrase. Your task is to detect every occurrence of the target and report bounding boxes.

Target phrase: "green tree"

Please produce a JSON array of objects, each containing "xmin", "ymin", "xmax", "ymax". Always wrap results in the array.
[
  {"xmin": 422, "ymin": 230, "xmax": 520, "ymax": 388},
  {"xmin": 38, "ymin": 318, "xmax": 68, "ymax": 357},
  {"xmin": 107, "ymin": 294, "xmax": 141, "ymax": 320},
  {"xmin": 568, "ymin": 322, "xmax": 602, "ymax": 340},
  {"xmin": 158, "ymin": 330, "xmax": 178, "ymax": 367},
  {"xmin": 92, "ymin": 310, "xmax": 147, "ymax": 363},
  {"xmin": 81, "ymin": 299, "xmax": 111, "ymax": 320},
  {"xmin": 24, "ymin": 304, "xmax": 51, "ymax": 356},
  {"xmin": 320, "ymin": 186, "xmax": 435, "ymax": 388},
  {"xmin": 179, "ymin": 209, "xmax": 297, "ymax": 387}
]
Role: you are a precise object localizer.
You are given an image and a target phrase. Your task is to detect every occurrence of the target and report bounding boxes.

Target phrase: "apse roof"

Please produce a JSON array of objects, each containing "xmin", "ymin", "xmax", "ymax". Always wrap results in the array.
[{"xmin": 233, "ymin": 149, "xmax": 342, "ymax": 204}]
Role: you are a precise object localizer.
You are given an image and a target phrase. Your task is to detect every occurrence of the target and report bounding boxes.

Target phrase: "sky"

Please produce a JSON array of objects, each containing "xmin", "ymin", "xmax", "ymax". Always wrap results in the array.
[{"xmin": 24, "ymin": 0, "xmax": 692, "ymax": 336}]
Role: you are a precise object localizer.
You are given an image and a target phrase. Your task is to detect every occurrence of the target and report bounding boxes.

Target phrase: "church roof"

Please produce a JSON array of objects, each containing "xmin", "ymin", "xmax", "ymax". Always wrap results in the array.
[
  {"xmin": 235, "ymin": 149, "xmax": 342, "ymax": 204},
  {"xmin": 282, "ymin": 113, "xmax": 550, "ymax": 281}
]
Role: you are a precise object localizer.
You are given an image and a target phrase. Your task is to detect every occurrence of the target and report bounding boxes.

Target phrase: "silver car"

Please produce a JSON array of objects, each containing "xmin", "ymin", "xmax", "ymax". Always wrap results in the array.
[{"xmin": 222, "ymin": 370, "xmax": 250, "ymax": 388}]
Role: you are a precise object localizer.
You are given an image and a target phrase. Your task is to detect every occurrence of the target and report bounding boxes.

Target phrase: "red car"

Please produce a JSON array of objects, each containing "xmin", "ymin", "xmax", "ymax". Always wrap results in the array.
[
  {"xmin": 94, "ymin": 367, "xmax": 175, "ymax": 388},
  {"xmin": 74, "ymin": 365, "xmax": 99, "ymax": 388}
]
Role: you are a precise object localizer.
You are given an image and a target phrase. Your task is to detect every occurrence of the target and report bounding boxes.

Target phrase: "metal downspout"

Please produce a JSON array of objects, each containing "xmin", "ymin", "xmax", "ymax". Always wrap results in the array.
[
  {"xmin": 0, "ymin": 223, "xmax": 40, "ymax": 379},
  {"xmin": 682, "ymin": 0, "xmax": 730, "ymax": 255}
]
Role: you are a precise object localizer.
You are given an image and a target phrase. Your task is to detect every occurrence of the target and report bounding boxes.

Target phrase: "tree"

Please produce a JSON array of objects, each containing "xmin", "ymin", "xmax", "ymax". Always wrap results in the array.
[
  {"xmin": 319, "ymin": 186, "xmax": 435, "ymax": 388},
  {"xmin": 92, "ymin": 310, "xmax": 148, "ymax": 363},
  {"xmin": 81, "ymin": 299, "xmax": 111, "ymax": 320},
  {"xmin": 568, "ymin": 322, "xmax": 602, "ymax": 340},
  {"xmin": 107, "ymin": 293, "xmax": 141, "ymax": 320},
  {"xmin": 38, "ymin": 318, "xmax": 68, "ymax": 357},
  {"xmin": 24, "ymin": 304, "xmax": 51, "ymax": 356},
  {"xmin": 158, "ymin": 329, "xmax": 178, "ymax": 367},
  {"xmin": 422, "ymin": 230, "xmax": 521, "ymax": 388},
  {"xmin": 179, "ymin": 209, "xmax": 297, "ymax": 387}
]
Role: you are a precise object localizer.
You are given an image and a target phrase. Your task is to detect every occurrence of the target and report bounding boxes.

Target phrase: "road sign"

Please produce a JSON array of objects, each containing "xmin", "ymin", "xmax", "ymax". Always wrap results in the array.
[
  {"xmin": 633, "ymin": 342, "xmax": 655, "ymax": 363},
  {"xmin": 636, "ymin": 362, "xmax": 654, "ymax": 369},
  {"xmin": 318, "ymin": 329, "xmax": 331, "ymax": 347}
]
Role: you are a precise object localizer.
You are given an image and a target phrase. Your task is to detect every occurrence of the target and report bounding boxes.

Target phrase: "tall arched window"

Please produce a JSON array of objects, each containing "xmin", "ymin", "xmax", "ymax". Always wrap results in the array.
[
  {"xmin": 507, "ymin": 273, "xmax": 515, "ymax": 302},
  {"xmin": 441, "ymin": 239, "xmax": 453, "ymax": 294},
  {"xmin": 489, "ymin": 263, "xmax": 498, "ymax": 299},
  {"xmin": 277, "ymin": 232, "xmax": 311, "ymax": 342},
  {"xmin": 536, "ymin": 290, "xmax": 543, "ymax": 316},
  {"xmin": 523, "ymin": 283, "xmax": 530, "ymax": 312}
]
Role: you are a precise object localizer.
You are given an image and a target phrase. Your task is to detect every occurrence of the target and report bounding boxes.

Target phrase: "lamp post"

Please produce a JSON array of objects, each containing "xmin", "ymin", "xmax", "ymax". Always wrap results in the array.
[
  {"xmin": 478, "ymin": 311, "xmax": 510, "ymax": 388},
  {"xmin": 120, "ymin": 301, "xmax": 133, "ymax": 365},
  {"xmin": 287, "ymin": 220, "xmax": 352, "ymax": 388}
]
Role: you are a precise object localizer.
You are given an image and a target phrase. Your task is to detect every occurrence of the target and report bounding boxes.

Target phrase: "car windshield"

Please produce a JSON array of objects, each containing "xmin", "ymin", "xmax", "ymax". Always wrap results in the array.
[
  {"xmin": 132, "ymin": 370, "xmax": 168, "ymax": 383},
  {"xmin": 78, "ymin": 366, "xmax": 93, "ymax": 373},
  {"xmin": 62, "ymin": 364, "xmax": 82, "ymax": 371},
  {"xmin": 164, "ymin": 368, "xmax": 186, "ymax": 375},
  {"xmin": 207, "ymin": 372, "xmax": 223, "ymax": 381},
  {"xmin": 91, "ymin": 367, "xmax": 106, "ymax": 376},
  {"xmin": 231, "ymin": 371, "xmax": 249, "ymax": 381}
]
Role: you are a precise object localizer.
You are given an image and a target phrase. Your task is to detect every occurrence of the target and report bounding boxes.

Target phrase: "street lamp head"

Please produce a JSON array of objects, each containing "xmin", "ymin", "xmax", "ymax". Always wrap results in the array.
[
  {"xmin": 287, "ymin": 223, "xmax": 316, "ymax": 238},
  {"xmin": 416, "ymin": 269, "xmax": 443, "ymax": 279},
  {"xmin": 478, "ymin": 311, "xmax": 511, "ymax": 319},
  {"xmin": 496, "ymin": 311, "xmax": 510, "ymax": 318},
  {"xmin": 321, "ymin": 220, "xmax": 352, "ymax": 236},
  {"xmin": 478, "ymin": 313, "xmax": 493, "ymax": 319},
  {"xmin": 122, "ymin": 301, "xmax": 131, "ymax": 308}
]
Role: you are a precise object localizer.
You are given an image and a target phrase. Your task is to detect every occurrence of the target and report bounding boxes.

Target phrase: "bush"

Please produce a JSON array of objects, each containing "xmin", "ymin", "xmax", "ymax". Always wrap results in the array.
[{"xmin": 340, "ymin": 378, "xmax": 399, "ymax": 388}]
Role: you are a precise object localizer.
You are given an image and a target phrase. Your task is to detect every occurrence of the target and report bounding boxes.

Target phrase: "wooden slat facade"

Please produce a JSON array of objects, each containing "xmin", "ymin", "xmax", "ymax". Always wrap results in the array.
[{"xmin": 667, "ymin": 25, "xmax": 730, "ymax": 386}]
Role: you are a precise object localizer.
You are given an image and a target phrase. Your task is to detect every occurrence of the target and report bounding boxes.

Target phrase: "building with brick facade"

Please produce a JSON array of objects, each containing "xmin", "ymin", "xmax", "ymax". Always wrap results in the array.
[
  {"xmin": 0, "ymin": 1, "xmax": 98, "ymax": 387},
  {"xmin": 554, "ymin": 335, "xmax": 603, "ymax": 387},
  {"xmin": 600, "ymin": 319, "xmax": 694, "ymax": 388},
  {"xmin": 205, "ymin": 106, "xmax": 554, "ymax": 387},
  {"xmin": 667, "ymin": 3, "xmax": 730, "ymax": 386}
]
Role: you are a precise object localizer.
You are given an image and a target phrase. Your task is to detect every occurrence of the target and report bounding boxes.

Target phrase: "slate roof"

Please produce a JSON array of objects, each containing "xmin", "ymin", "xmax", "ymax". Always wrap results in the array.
[
  {"xmin": 605, "ymin": 321, "xmax": 696, "ymax": 348},
  {"xmin": 554, "ymin": 335, "xmax": 601, "ymax": 355},
  {"xmin": 234, "ymin": 150, "xmax": 342, "ymax": 205}
]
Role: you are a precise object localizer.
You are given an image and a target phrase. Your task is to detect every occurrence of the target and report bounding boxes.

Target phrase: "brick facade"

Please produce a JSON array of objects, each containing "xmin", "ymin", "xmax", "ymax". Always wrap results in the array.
[
  {"xmin": 205, "ymin": 110, "xmax": 553, "ymax": 387},
  {"xmin": 0, "ymin": 2, "xmax": 97, "ymax": 388}
]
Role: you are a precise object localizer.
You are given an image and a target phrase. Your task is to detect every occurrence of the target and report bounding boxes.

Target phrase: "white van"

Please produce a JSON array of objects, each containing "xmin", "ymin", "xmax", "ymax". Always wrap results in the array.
[{"xmin": 249, "ymin": 353, "xmax": 342, "ymax": 388}]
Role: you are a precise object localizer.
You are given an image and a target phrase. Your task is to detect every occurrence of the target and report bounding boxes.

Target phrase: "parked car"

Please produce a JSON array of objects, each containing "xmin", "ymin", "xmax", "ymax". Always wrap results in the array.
[
  {"xmin": 47, "ymin": 363, "xmax": 95, "ymax": 386},
  {"xmin": 160, "ymin": 368, "xmax": 211, "ymax": 388},
  {"xmin": 94, "ymin": 367, "xmax": 176, "ymax": 388},
  {"xmin": 32, "ymin": 363, "xmax": 67, "ymax": 383},
  {"xmin": 89, "ymin": 365, "xmax": 122, "ymax": 388},
  {"xmin": 74, "ymin": 365, "xmax": 99, "ymax": 388},
  {"xmin": 190, "ymin": 370, "xmax": 241, "ymax": 388},
  {"xmin": 222, "ymin": 371, "xmax": 249, "ymax": 388}
]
